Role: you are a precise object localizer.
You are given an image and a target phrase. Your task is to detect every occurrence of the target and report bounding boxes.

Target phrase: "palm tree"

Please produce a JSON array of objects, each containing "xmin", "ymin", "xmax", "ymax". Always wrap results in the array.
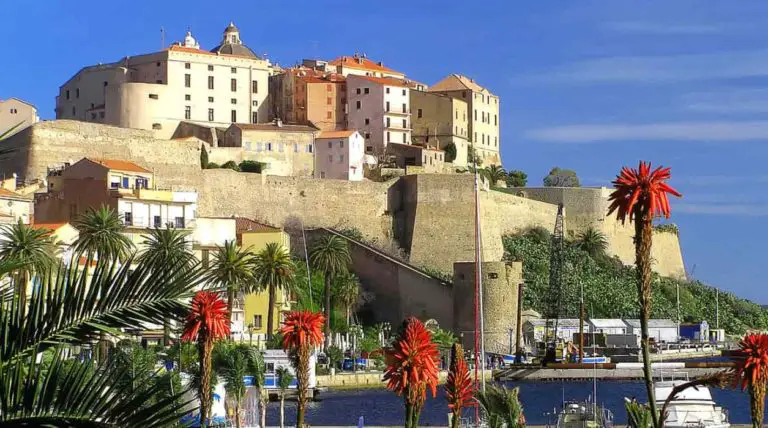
[
  {"xmin": 276, "ymin": 365, "xmax": 295, "ymax": 428},
  {"xmin": 483, "ymin": 165, "xmax": 507, "ymax": 186},
  {"xmin": 72, "ymin": 205, "xmax": 133, "ymax": 262},
  {"xmin": 476, "ymin": 385, "xmax": 526, "ymax": 428},
  {"xmin": 213, "ymin": 342, "xmax": 264, "ymax": 428},
  {"xmin": 308, "ymin": 235, "xmax": 351, "ymax": 347},
  {"xmin": 138, "ymin": 225, "xmax": 196, "ymax": 346},
  {"xmin": 253, "ymin": 242, "xmax": 295, "ymax": 340},
  {"xmin": 0, "ymin": 251, "xmax": 204, "ymax": 426},
  {"xmin": 384, "ymin": 317, "xmax": 440, "ymax": 428},
  {"xmin": 335, "ymin": 272, "xmax": 360, "ymax": 326},
  {"xmin": 735, "ymin": 333, "xmax": 768, "ymax": 428},
  {"xmin": 607, "ymin": 161, "xmax": 681, "ymax": 428},
  {"xmin": 575, "ymin": 226, "xmax": 609, "ymax": 258},
  {"xmin": 208, "ymin": 240, "xmax": 256, "ymax": 326},
  {"xmin": 0, "ymin": 220, "xmax": 58, "ymax": 314},
  {"xmin": 181, "ymin": 291, "xmax": 231, "ymax": 426},
  {"xmin": 280, "ymin": 310, "xmax": 325, "ymax": 427},
  {"xmin": 446, "ymin": 343, "xmax": 473, "ymax": 428}
]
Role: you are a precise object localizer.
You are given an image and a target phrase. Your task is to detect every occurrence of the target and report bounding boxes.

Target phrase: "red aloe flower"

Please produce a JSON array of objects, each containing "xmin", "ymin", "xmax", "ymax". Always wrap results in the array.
[
  {"xmin": 181, "ymin": 291, "xmax": 230, "ymax": 425},
  {"xmin": 384, "ymin": 317, "xmax": 440, "ymax": 428},
  {"xmin": 607, "ymin": 161, "xmax": 681, "ymax": 428},
  {"xmin": 735, "ymin": 333, "xmax": 768, "ymax": 428},
  {"xmin": 280, "ymin": 310, "xmax": 325, "ymax": 427},
  {"xmin": 446, "ymin": 343, "xmax": 473, "ymax": 428}
]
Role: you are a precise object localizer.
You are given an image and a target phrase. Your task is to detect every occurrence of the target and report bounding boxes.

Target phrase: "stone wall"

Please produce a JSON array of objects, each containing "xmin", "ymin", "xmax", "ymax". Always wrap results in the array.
[{"xmin": 2, "ymin": 120, "xmax": 201, "ymax": 190}]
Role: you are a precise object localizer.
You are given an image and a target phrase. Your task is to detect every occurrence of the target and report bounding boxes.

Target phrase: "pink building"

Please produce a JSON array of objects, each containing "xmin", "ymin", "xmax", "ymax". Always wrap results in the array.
[
  {"xmin": 346, "ymin": 75, "xmax": 411, "ymax": 156},
  {"xmin": 314, "ymin": 130, "xmax": 365, "ymax": 181}
]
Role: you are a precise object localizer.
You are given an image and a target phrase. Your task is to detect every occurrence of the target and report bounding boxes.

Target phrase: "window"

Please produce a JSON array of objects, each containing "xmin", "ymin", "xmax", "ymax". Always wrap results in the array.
[
  {"xmin": 147, "ymin": 92, "xmax": 159, "ymax": 100},
  {"xmin": 462, "ymin": 91, "xmax": 467, "ymax": 98},
  {"xmin": 294, "ymin": 143, "xmax": 299, "ymax": 152},
  {"xmin": 366, "ymin": 145, "xmax": 373, "ymax": 152},
  {"xmin": 124, "ymin": 212, "xmax": 133, "ymax": 226},
  {"xmin": 76, "ymin": 88, "xmax": 80, "ymax": 98},
  {"xmin": 494, "ymin": 114, "xmax": 498, "ymax": 126},
  {"xmin": 185, "ymin": 62, "xmax": 191, "ymax": 69},
  {"xmin": 307, "ymin": 144, "xmax": 313, "ymax": 153},
  {"xmin": 326, "ymin": 111, "xmax": 332, "ymax": 119},
  {"xmin": 231, "ymin": 98, "xmax": 237, "ymax": 105},
  {"xmin": 267, "ymin": 142, "xmax": 272, "ymax": 151},
  {"xmin": 185, "ymin": 106, "xmax": 191, "ymax": 120},
  {"xmin": 279, "ymin": 143, "xmax": 284, "ymax": 152},
  {"xmin": 386, "ymin": 87, "xmax": 390, "ymax": 94},
  {"xmin": 326, "ymin": 97, "xmax": 332, "ymax": 105},
  {"xmin": 402, "ymin": 89, "xmax": 406, "ymax": 96},
  {"xmin": 156, "ymin": 62, "xmax": 161, "ymax": 67},
  {"xmin": 174, "ymin": 217, "xmax": 185, "ymax": 228},
  {"xmin": 455, "ymin": 110, "xmax": 458, "ymax": 119},
  {"xmin": 387, "ymin": 131, "xmax": 391, "ymax": 143},
  {"xmin": 356, "ymin": 88, "xmax": 361, "ymax": 95},
  {"xmin": 417, "ymin": 108, "xmax": 423, "ymax": 118},
  {"xmin": 208, "ymin": 76, "xmax": 214, "ymax": 90},
  {"xmin": 231, "ymin": 110, "xmax": 237, "ymax": 122},
  {"xmin": 328, "ymin": 141, "xmax": 333, "ymax": 149},
  {"xmin": 356, "ymin": 100, "xmax": 361, "ymax": 110},
  {"xmin": 252, "ymin": 100, "xmax": 258, "ymax": 107},
  {"xmin": 474, "ymin": 109, "xmax": 477, "ymax": 120},
  {"xmin": 474, "ymin": 132, "xmax": 477, "ymax": 142},
  {"xmin": 152, "ymin": 123, "xmax": 162, "ymax": 130},
  {"xmin": 328, "ymin": 155, "xmax": 333, "ymax": 163},
  {"xmin": 100, "ymin": 111, "xmax": 105, "ymax": 119},
  {"xmin": 184, "ymin": 74, "xmax": 191, "ymax": 88},
  {"xmin": 320, "ymin": 171, "xmax": 326, "ymax": 178},
  {"xmin": 256, "ymin": 142, "xmax": 263, "ymax": 152},
  {"xmin": 402, "ymin": 103, "xmax": 406, "ymax": 113},
  {"xmin": 156, "ymin": 79, "xmax": 162, "ymax": 84},
  {"xmin": 208, "ymin": 108, "xmax": 214, "ymax": 121},
  {"xmin": 403, "ymin": 132, "xmax": 407, "ymax": 143},
  {"xmin": 340, "ymin": 140, "xmax": 344, "ymax": 149},
  {"xmin": 495, "ymin": 136, "xmax": 498, "ymax": 146},
  {"xmin": 231, "ymin": 78, "xmax": 237, "ymax": 91},
  {"xmin": 208, "ymin": 65, "xmax": 214, "ymax": 71},
  {"xmin": 91, "ymin": 113, "xmax": 96, "ymax": 120},
  {"xmin": 231, "ymin": 67, "xmax": 237, "ymax": 74},
  {"xmin": 66, "ymin": 90, "xmax": 70, "ymax": 100},
  {"xmin": 252, "ymin": 80, "xmax": 258, "ymax": 93},
  {"xmin": 339, "ymin": 154, "xmax": 344, "ymax": 163},
  {"xmin": 208, "ymin": 96, "xmax": 214, "ymax": 102},
  {"xmin": 153, "ymin": 216, "xmax": 161, "ymax": 228},
  {"xmin": 364, "ymin": 88, "xmax": 370, "ymax": 94},
  {"xmin": 252, "ymin": 112, "xmax": 258, "ymax": 123},
  {"xmin": 104, "ymin": 81, "xmax": 108, "ymax": 87},
  {"xmin": 72, "ymin": 106, "xmax": 76, "ymax": 116},
  {"xmin": 185, "ymin": 94, "xmax": 191, "ymax": 101},
  {"xmin": 386, "ymin": 117, "xmax": 391, "ymax": 128},
  {"xmin": 365, "ymin": 132, "xmax": 371, "ymax": 139},
  {"xmin": 327, "ymin": 84, "xmax": 332, "ymax": 92},
  {"xmin": 402, "ymin": 119, "xmax": 407, "ymax": 128},
  {"xmin": 386, "ymin": 101, "xmax": 390, "ymax": 112},
  {"xmin": 365, "ymin": 118, "xmax": 370, "ymax": 125}
]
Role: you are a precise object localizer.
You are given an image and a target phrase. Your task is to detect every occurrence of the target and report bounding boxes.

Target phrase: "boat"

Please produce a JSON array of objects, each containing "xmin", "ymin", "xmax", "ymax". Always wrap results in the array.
[
  {"xmin": 553, "ymin": 401, "xmax": 614, "ymax": 428},
  {"xmin": 654, "ymin": 380, "xmax": 730, "ymax": 428}
]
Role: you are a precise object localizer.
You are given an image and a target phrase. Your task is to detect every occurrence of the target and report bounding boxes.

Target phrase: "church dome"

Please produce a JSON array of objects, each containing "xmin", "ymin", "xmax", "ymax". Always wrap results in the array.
[{"xmin": 211, "ymin": 21, "xmax": 260, "ymax": 59}]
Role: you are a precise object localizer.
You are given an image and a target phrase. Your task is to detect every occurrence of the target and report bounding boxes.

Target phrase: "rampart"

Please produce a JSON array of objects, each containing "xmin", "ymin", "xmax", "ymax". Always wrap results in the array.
[{"xmin": 0, "ymin": 121, "xmax": 686, "ymax": 279}]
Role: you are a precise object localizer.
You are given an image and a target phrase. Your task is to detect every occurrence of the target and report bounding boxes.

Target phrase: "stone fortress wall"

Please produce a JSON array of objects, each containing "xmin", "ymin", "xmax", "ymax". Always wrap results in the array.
[{"xmin": 2, "ymin": 121, "xmax": 685, "ymax": 279}]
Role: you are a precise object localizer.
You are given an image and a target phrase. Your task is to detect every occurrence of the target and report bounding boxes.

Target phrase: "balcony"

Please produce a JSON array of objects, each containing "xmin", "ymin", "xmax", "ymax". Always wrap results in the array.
[
  {"xmin": 123, "ymin": 215, "xmax": 196, "ymax": 230},
  {"xmin": 384, "ymin": 107, "xmax": 410, "ymax": 116}
]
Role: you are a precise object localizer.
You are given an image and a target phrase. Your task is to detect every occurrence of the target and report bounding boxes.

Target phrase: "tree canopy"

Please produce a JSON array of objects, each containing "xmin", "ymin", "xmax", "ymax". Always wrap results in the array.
[
  {"xmin": 506, "ymin": 170, "xmax": 528, "ymax": 187},
  {"xmin": 543, "ymin": 167, "xmax": 580, "ymax": 187}
]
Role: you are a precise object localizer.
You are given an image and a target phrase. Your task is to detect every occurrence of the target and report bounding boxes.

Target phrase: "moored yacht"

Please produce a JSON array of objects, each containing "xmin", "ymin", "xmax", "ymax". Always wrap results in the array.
[{"xmin": 655, "ymin": 381, "xmax": 730, "ymax": 428}]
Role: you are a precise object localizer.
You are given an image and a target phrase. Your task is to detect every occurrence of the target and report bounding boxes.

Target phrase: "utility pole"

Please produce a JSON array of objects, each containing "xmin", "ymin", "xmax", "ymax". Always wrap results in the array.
[
  {"xmin": 579, "ymin": 282, "xmax": 585, "ymax": 363},
  {"xmin": 160, "ymin": 27, "xmax": 165, "ymax": 49},
  {"xmin": 515, "ymin": 282, "xmax": 524, "ymax": 363},
  {"xmin": 716, "ymin": 288, "xmax": 719, "ymax": 330}
]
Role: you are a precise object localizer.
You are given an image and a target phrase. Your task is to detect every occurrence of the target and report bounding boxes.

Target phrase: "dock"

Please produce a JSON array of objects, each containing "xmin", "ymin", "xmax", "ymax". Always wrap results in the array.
[{"xmin": 495, "ymin": 361, "xmax": 734, "ymax": 381}]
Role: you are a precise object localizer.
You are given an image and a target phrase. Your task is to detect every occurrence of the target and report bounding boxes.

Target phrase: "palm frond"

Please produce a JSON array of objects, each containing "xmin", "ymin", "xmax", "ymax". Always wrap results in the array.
[
  {"xmin": 308, "ymin": 235, "xmax": 351, "ymax": 276},
  {"xmin": 72, "ymin": 206, "xmax": 134, "ymax": 262},
  {"xmin": 0, "ymin": 349, "xmax": 193, "ymax": 427},
  {"xmin": 136, "ymin": 225, "xmax": 195, "ymax": 268},
  {"xmin": 253, "ymin": 243, "xmax": 295, "ymax": 294},
  {"xmin": 207, "ymin": 240, "xmax": 255, "ymax": 294},
  {"xmin": 0, "ymin": 254, "xmax": 204, "ymax": 366}
]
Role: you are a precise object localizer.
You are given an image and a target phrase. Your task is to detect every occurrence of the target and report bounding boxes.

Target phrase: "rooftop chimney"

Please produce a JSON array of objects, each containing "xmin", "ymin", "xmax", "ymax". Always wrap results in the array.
[{"xmin": 377, "ymin": 61, "xmax": 383, "ymax": 66}]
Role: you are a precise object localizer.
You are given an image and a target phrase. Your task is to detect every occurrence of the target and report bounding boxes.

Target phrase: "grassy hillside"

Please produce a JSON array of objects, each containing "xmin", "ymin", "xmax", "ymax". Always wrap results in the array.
[{"xmin": 503, "ymin": 229, "xmax": 768, "ymax": 335}]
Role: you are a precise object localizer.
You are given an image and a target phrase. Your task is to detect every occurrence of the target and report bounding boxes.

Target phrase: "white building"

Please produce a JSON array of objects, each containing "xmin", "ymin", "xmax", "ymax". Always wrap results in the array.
[
  {"xmin": 588, "ymin": 319, "xmax": 629, "ymax": 335},
  {"xmin": 625, "ymin": 319, "xmax": 678, "ymax": 344},
  {"xmin": 346, "ymin": 75, "xmax": 411, "ymax": 155},
  {"xmin": 56, "ymin": 23, "xmax": 272, "ymax": 139},
  {"xmin": 314, "ymin": 130, "xmax": 365, "ymax": 181}
]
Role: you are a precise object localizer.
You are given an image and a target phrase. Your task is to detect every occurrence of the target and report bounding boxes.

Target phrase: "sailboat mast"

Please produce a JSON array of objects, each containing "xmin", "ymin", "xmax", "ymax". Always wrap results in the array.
[{"xmin": 472, "ymin": 151, "xmax": 486, "ymax": 392}]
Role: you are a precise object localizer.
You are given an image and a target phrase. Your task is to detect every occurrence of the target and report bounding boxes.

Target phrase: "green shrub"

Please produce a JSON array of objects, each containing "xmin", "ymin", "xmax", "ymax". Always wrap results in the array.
[
  {"xmin": 206, "ymin": 162, "xmax": 220, "ymax": 169},
  {"xmin": 239, "ymin": 160, "xmax": 264, "ymax": 173},
  {"xmin": 653, "ymin": 223, "xmax": 679, "ymax": 235},
  {"xmin": 443, "ymin": 143, "xmax": 457, "ymax": 163},
  {"xmin": 506, "ymin": 170, "xmax": 528, "ymax": 187},
  {"xmin": 200, "ymin": 146, "xmax": 209, "ymax": 169}
]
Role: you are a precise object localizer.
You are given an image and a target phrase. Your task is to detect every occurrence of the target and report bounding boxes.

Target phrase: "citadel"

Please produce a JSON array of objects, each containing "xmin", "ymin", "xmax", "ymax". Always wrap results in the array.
[{"xmin": 0, "ymin": 23, "xmax": 685, "ymax": 352}]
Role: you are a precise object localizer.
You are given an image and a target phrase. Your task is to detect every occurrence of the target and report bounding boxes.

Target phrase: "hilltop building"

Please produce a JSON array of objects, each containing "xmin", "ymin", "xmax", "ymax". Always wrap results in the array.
[
  {"xmin": 269, "ymin": 66, "xmax": 347, "ymax": 131},
  {"xmin": 0, "ymin": 98, "xmax": 39, "ymax": 138},
  {"xmin": 410, "ymin": 90, "xmax": 469, "ymax": 166},
  {"xmin": 315, "ymin": 130, "xmax": 366, "ymax": 181},
  {"xmin": 329, "ymin": 54, "xmax": 405, "ymax": 79},
  {"xmin": 428, "ymin": 74, "xmax": 500, "ymax": 166},
  {"xmin": 35, "ymin": 158, "xmax": 198, "ymax": 249},
  {"xmin": 55, "ymin": 23, "xmax": 272, "ymax": 139},
  {"xmin": 346, "ymin": 75, "xmax": 411, "ymax": 155}
]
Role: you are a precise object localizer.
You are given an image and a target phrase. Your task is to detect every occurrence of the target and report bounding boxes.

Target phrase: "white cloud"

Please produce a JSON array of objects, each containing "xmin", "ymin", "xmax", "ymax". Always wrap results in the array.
[
  {"xmin": 675, "ymin": 203, "xmax": 768, "ymax": 216},
  {"xmin": 683, "ymin": 88, "xmax": 768, "ymax": 113},
  {"xmin": 525, "ymin": 120, "xmax": 768, "ymax": 143},
  {"xmin": 603, "ymin": 21, "xmax": 732, "ymax": 35},
  {"xmin": 526, "ymin": 49, "xmax": 768, "ymax": 84}
]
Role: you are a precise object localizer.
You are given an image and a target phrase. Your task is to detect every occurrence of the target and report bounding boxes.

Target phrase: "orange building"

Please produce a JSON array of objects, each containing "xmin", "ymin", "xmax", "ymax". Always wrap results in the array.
[{"xmin": 270, "ymin": 66, "xmax": 347, "ymax": 131}]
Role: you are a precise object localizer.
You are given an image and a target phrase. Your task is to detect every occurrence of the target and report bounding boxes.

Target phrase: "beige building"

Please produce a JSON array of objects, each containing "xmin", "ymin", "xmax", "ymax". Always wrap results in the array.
[
  {"xmin": 269, "ymin": 66, "xmax": 347, "ymax": 131},
  {"xmin": 410, "ymin": 90, "xmax": 469, "ymax": 167},
  {"xmin": 55, "ymin": 23, "xmax": 272, "ymax": 139},
  {"xmin": 346, "ymin": 75, "xmax": 411, "ymax": 156},
  {"xmin": 0, "ymin": 187, "xmax": 33, "ymax": 225},
  {"xmin": 315, "ymin": 130, "xmax": 366, "ymax": 181},
  {"xmin": 428, "ymin": 74, "xmax": 500, "ymax": 166},
  {"xmin": 36, "ymin": 158, "xmax": 198, "ymax": 249},
  {"xmin": 217, "ymin": 121, "xmax": 317, "ymax": 177},
  {"xmin": 386, "ymin": 142, "xmax": 445, "ymax": 174},
  {"xmin": 0, "ymin": 98, "xmax": 38, "ymax": 138},
  {"xmin": 329, "ymin": 54, "xmax": 405, "ymax": 79}
]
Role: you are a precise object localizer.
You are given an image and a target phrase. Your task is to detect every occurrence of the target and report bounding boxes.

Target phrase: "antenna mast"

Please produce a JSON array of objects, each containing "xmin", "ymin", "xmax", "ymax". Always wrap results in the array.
[{"xmin": 160, "ymin": 27, "xmax": 166, "ymax": 49}]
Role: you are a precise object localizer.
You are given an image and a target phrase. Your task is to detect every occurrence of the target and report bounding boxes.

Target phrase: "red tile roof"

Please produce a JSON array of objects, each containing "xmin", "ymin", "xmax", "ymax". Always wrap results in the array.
[
  {"xmin": 88, "ymin": 158, "xmax": 151, "ymax": 173},
  {"xmin": 0, "ymin": 188, "xmax": 21, "ymax": 198},
  {"xmin": 317, "ymin": 130, "xmax": 358, "ymax": 139},
  {"xmin": 235, "ymin": 217, "xmax": 280, "ymax": 234},
  {"xmin": 349, "ymin": 75, "xmax": 409, "ymax": 87},
  {"xmin": 329, "ymin": 56, "xmax": 404, "ymax": 76}
]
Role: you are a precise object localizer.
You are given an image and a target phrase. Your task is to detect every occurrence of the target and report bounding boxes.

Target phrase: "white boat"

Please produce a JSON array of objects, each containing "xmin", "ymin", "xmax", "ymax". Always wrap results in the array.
[
  {"xmin": 655, "ymin": 381, "xmax": 730, "ymax": 428},
  {"xmin": 555, "ymin": 401, "xmax": 614, "ymax": 428}
]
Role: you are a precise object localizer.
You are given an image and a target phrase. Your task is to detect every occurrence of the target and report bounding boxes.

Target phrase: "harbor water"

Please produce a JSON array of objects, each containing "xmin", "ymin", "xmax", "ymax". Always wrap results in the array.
[{"xmin": 265, "ymin": 380, "xmax": 751, "ymax": 426}]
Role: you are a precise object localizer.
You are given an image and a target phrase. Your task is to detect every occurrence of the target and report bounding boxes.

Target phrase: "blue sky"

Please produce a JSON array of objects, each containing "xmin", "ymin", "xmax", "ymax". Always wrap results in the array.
[{"xmin": 2, "ymin": 1, "xmax": 767, "ymax": 302}]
